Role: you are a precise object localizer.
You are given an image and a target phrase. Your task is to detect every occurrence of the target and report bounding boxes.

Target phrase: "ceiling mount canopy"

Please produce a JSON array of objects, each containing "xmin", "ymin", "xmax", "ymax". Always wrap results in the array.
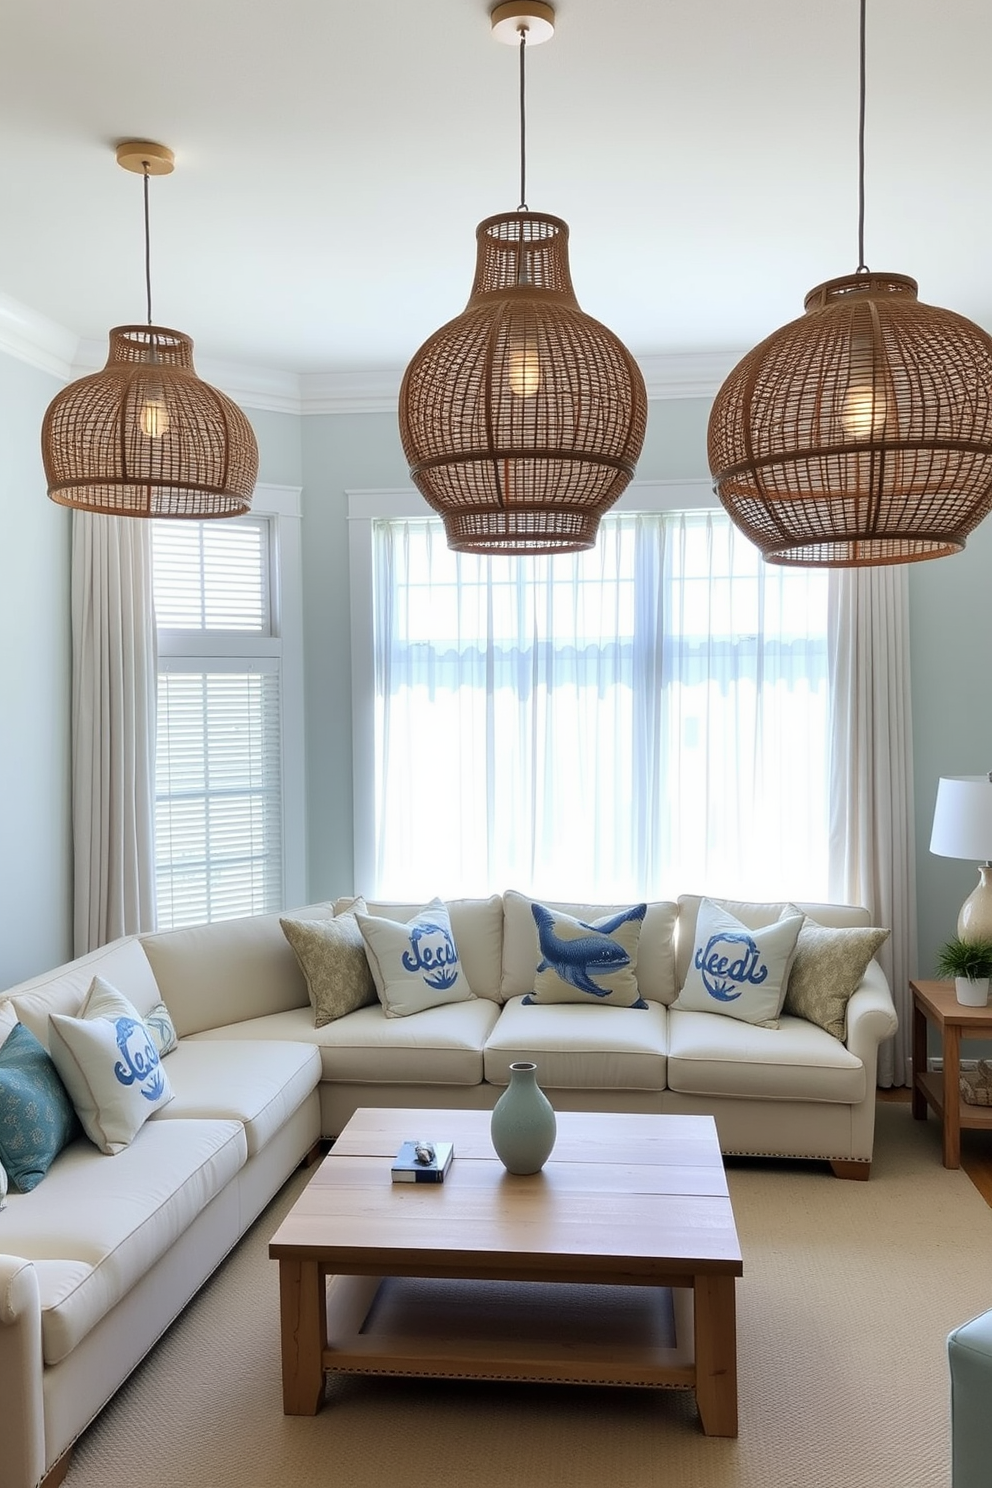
[
  {"xmin": 42, "ymin": 140, "xmax": 258, "ymax": 520},
  {"xmin": 707, "ymin": 0, "xmax": 992, "ymax": 567},
  {"xmin": 398, "ymin": 2, "xmax": 647, "ymax": 555}
]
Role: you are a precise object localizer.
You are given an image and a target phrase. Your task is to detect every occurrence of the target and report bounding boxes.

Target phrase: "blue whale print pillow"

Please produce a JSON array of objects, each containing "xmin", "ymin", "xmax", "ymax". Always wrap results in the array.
[
  {"xmin": 523, "ymin": 901, "xmax": 648, "ymax": 1007},
  {"xmin": 356, "ymin": 898, "xmax": 476, "ymax": 1018},
  {"xmin": 673, "ymin": 899, "xmax": 803, "ymax": 1027}
]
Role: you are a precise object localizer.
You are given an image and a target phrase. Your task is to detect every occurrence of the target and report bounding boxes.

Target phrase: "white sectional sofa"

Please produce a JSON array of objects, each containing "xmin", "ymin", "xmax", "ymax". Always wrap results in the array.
[{"xmin": 0, "ymin": 889, "xmax": 898, "ymax": 1488}]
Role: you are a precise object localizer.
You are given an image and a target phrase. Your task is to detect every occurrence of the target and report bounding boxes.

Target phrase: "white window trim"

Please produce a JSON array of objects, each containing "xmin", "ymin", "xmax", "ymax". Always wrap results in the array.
[
  {"xmin": 157, "ymin": 482, "xmax": 306, "ymax": 911},
  {"xmin": 346, "ymin": 479, "xmax": 717, "ymax": 891}
]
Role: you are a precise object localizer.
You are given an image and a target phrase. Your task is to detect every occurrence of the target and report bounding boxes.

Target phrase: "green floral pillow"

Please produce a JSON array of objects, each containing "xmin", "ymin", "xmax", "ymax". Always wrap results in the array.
[{"xmin": 781, "ymin": 908, "xmax": 889, "ymax": 1039}]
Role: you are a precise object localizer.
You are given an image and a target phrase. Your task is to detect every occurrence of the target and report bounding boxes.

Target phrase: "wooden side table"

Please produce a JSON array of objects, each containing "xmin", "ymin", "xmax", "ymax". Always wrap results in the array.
[{"xmin": 911, "ymin": 979, "xmax": 992, "ymax": 1167}]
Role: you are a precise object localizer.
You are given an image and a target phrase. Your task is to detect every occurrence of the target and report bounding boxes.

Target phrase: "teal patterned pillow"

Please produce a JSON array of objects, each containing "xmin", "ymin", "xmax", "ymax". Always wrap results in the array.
[{"xmin": 0, "ymin": 1022, "xmax": 79, "ymax": 1191}]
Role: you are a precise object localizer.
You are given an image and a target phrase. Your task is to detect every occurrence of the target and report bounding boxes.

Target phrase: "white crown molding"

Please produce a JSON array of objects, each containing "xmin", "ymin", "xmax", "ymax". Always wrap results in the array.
[{"xmin": 0, "ymin": 291, "xmax": 743, "ymax": 413}]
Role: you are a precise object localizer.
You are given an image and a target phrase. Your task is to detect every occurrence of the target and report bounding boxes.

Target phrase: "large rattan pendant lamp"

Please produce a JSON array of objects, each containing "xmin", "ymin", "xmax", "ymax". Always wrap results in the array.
[
  {"xmin": 398, "ymin": 2, "xmax": 647, "ymax": 555},
  {"xmin": 42, "ymin": 141, "xmax": 258, "ymax": 519},
  {"xmin": 707, "ymin": 0, "xmax": 992, "ymax": 567}
]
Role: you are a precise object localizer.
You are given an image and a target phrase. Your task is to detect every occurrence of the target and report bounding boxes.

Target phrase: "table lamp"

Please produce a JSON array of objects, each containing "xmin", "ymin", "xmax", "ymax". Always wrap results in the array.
[{"xmin": 930, "ymin": 774, "xmax": 992, "ymax": 940}]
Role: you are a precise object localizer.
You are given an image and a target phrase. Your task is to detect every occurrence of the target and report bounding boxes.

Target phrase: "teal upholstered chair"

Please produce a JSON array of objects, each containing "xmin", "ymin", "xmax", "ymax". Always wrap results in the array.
[{"xmin": 949, "ymin": 1311, "xmax": 992, "ymax": 1486}]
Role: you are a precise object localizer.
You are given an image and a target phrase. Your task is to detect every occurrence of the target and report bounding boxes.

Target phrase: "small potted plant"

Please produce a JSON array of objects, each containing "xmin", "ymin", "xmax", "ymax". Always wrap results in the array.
[{"xmin": 935, "ymin": 936, "xmax": 992, "ymax": 1006}]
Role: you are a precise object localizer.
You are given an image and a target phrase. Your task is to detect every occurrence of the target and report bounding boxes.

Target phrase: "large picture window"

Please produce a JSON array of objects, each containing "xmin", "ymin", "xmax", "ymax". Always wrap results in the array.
[{"xmin": 367, "ymin": 509, "xmax": 830, "ymax": 904}]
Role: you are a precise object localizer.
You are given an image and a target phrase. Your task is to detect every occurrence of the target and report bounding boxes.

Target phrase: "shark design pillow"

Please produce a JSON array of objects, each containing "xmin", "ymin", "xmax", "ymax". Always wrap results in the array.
[
  {"xmin": 523, "ymin": 901, "xmax": 648, "ymax": 1007},
  {"xmin": 673, "ymin": 898, "xmax": 803, "ymax": 1028}
]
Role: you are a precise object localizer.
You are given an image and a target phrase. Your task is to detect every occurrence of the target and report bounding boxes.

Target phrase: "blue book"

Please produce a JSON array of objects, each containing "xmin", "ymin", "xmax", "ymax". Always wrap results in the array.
[{"xmin": 391, "ymin": 1140, "xmax": 454, "ymax": 1184}]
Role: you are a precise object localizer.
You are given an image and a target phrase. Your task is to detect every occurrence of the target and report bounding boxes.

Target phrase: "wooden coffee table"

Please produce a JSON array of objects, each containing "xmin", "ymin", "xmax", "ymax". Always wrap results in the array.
[{"xmin": 269, "ymin": 1107, "xmax": 743, "ymax": 1436}]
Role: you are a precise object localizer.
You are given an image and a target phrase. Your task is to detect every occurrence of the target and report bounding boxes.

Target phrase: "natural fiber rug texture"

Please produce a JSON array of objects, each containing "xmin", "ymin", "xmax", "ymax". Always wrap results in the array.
[{"xmin": 64, "ymin": 1103, "xmax": 991, "ymax": 1488}]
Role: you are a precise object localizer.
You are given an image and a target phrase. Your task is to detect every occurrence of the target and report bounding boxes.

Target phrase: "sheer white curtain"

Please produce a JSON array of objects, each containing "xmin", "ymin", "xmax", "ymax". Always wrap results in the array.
[
  {"xmin": 71, "ymin": 512, "xmax": 157, "ymax": 953},
  {"xmin": 371, "ymin": 511, "xmax": 830, "ymax": 904},
  {"xmin": 828, "ymin": 565, "xmax": 917, "ymax": 1087}
]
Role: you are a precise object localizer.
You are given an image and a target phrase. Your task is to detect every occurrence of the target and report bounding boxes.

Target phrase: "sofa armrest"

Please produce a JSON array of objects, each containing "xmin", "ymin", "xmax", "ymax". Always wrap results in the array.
[
  {"xmin": 0, "ymin": 1254, "xmax": 47, "ymax": 1488},
  {"xmin": 844, "ymin": 959, "xmax": 899, "ymax": 1063}
]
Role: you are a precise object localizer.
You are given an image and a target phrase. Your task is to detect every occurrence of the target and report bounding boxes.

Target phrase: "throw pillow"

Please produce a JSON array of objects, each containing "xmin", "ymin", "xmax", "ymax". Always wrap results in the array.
[
  {"xmin": 281, "ymin": 902, "xmax": 378, "ymax": 1026},
  {"xmin": 781, "ymin": 907, "xmax": 890, "ymax": 1040},
  {"xmin": 48, "ymin": 984, "xmax": 174, "ymax": 1155},
  {"xmin": 0, "ymin": 1022, "xmax": 79, "ymax": 1191},
  {"xmin": 356, "ymin": 899, "xmax": 476, "ymax": 1018},
  {"xmin": 144, "ymin": 1001, "xmax": 179, "ymax": 1057},
  {"xmin": 672, "ymin": 898, "xmax": 803, "ymax": 1027},
  {"xmin": 522, "ymin": 901, "xmax": 649, "ymax": 1007}
]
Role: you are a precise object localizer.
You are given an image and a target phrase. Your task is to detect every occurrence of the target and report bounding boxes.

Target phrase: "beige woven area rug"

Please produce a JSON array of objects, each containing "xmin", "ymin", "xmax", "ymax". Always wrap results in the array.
[{"xmin": 65, "ymin": 1103, "xmax": 991, "ymax": 1488}]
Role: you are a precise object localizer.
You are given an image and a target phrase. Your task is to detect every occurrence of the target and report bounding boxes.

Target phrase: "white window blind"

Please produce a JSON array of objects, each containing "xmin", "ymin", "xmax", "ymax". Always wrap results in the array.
[{"xmin": 153, "ymin": 518, "xmax": 284, "ymax": 929}]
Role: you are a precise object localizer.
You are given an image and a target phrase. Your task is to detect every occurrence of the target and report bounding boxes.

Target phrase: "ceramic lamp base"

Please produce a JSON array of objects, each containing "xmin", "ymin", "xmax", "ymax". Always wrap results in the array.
[{"xmin": 958, "ymin": 865, "xmax": 992, "ymax": 942}]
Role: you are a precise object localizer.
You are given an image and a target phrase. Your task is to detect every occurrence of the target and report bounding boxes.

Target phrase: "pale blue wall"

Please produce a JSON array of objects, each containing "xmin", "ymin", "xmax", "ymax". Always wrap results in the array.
[
  {"xmin": 910, "ymin": 517, "xmax": 992, "ymax": 979},
  {"xmin": 0, "ymin": 350, "xmax": 72, "ymax": 985}
]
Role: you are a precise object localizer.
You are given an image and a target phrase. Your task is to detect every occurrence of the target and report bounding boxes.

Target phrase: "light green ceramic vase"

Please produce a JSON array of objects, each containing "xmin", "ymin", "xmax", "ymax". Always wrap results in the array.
[{"xmin": 490, "ymin": 1061, "xmax": 557, "ymax": 1175}]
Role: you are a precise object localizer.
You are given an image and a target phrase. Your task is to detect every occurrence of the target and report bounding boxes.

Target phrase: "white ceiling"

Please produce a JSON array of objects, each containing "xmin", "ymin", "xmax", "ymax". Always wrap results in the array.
[{"xmin": 1, "ymin": 0, "xmax": 990, "ymax": 387}]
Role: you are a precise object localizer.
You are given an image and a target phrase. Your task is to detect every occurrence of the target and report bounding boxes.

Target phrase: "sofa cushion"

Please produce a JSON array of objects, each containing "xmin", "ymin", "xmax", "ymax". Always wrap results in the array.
[
  {"xmin": 337, "ymin": 895, "xmax": 505, "ymax": 1002},
  {"xmin": 9, "ymin": 937, "xmax": 163, "ymax": 1044},
  {"xmin": 0, "ymin": 1023, "xmax": 79, "ymax": 1191},
  {"xmin": 187, "ymin": 999, "xmax": 501, "ymax": 1086},
  {"xmin": 280, "ymin": 905, "xmax": 377, "ymax": 1025},
  {"xmin": 675, "ymin": 895, "xmax": 871, "ymax": 990},
  {"xmin": 356, "ymin": 900, "xmax": 476, "ymax": 1017},
  {"xmin": 0, "ymin": 1117, "xmax": 246, "ymax": 1365},
  {"xmin": 671, "ymin": 899, "xmax": 803, "ymax": 1028},
  {"xmin": 149, "ymin": 1039, "xmax": 321, "ymax": 1156},
  {"xmin": 521, "ymin": 901, "xmax": 649, "ymax": 1008},
  {"xmin": 484, "ymin": 996, "xmax": 669, "ymax": 1091},
  {"xmin": 138, "ymin": 901, "xmax": 332, "ymax": 1037},
  {"xmin": 667, "ymin": 1007, "xmax": 866, "ymax": 1103},
  {"xmin": 501, "ymin": 891, "xmax": 679, "ymax": 1004},
  {"xmin": 781, "ymin": 907, "xmax": 890, "ymax": 1040}
]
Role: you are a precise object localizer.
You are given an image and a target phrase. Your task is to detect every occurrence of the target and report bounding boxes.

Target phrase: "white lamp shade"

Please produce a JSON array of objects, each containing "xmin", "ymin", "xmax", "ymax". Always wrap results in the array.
[{"xmin": 930, "ymin": 776, "xmax": 992, "ymax": 862}]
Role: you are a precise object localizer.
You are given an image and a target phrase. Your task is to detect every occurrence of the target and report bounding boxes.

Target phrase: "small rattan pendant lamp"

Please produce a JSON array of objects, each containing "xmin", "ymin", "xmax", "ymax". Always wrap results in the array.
[
  {"xmin": 398, "ymin": 2, "xmax": 647, "ymax": 555},
  {"xmin": 42, "ymin": 142, "xmax": 258, "ymax": 519},
  {"xmin": 707, "ymin": 0, "xmax": 992, "ymax": 567}
]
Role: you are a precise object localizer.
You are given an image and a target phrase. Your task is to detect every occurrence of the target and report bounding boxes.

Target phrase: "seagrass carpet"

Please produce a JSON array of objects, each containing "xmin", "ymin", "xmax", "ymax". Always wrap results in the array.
[{"xmin": 64, "ymin": 1102, "xmax": 992, "ymax": 1488}]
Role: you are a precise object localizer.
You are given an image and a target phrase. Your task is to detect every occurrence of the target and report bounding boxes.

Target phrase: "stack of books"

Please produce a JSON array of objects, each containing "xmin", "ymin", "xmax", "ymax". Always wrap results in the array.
[{"xmin": 391, "ymin": 1139, "xmax": 454, "ymax": 1184}]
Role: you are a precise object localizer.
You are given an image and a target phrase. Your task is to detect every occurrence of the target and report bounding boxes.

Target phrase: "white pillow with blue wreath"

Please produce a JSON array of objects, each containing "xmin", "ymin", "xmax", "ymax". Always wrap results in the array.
[
  {"xmin": 356, "ymin": 898, "xmax": 476, "ymax": 1018},
  {"xmin": 48, "ymin": 977, "xmax": 174, "ymax": 1154},
  {"xmin": 672, "ymin": 897, "xmax": 803, "ymax": 1028},
  {"xmin": 522, "ymin": 900, "xmax": 649, "ymax": 1007}
]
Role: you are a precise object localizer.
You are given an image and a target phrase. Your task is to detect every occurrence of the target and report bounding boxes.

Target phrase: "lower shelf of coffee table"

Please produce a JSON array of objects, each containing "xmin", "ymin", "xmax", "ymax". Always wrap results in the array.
[{"xmin": 323, "ymin": 1272, "xmax": 696, "ymax": 1389}]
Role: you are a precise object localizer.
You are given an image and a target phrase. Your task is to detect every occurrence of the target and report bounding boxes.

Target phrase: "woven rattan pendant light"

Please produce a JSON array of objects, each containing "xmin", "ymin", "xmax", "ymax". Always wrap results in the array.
[
  {"xmin": 708, "ymin": 0, "xmax": 992, "ymax": 567},
  {"xmin": 42, "ymin": 141, "xmax": 258, "ymax": 519},
  {"xmin": 398, "ymin": 2, "xmax": 647, "ymax": 554}
]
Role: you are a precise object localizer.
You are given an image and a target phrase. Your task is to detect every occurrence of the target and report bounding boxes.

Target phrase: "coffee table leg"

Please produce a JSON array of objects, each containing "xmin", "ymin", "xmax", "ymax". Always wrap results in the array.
[
  {"xmin": 693, "ymin": 1274, "xmax": 738, "ymax": 1437},
  {"xmin": 278, "ymin": 1258, "xmax": 327, "ymax": 1414}
]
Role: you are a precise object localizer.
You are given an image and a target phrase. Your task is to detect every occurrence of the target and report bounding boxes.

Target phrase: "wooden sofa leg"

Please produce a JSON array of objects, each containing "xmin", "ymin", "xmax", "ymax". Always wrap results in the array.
[
  {"xmin": 830, "ymin": 1160, "xmax": 870, "ymax": 1181},
  {"xmin": 42, "ymin": 1450, "xmax": 73, "ymax": 1488}
]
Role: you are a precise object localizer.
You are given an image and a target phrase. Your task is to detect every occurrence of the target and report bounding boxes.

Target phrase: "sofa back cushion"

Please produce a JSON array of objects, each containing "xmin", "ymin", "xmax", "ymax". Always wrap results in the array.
[
  {"xmin": 139, "ymin": 902, "xmax": 331, "ymax": 1037},
  {"xmin": 675, "ymin": 895, "xmax": 871, "ymax": 990},
  {"xmin": 334, "ymin": 895, "xmax": 505, "ymax": 1002},
  {"xmin": 500, "ymin": 891, "xmax": 679, "ymax": 1005},
  {"xmin": 7, "ymin": 937, "xmax": 163, "ymax": 1046}
]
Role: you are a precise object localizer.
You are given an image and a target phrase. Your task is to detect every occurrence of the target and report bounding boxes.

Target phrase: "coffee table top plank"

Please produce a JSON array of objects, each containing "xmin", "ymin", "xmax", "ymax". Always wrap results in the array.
[
  {"xmin": 330, "ymin": 1107, "xmax": 727, "ymax": 1171},
  {"xmin": 308, "ymin": 1154, "xmax": 729, "ymax": 1198}
]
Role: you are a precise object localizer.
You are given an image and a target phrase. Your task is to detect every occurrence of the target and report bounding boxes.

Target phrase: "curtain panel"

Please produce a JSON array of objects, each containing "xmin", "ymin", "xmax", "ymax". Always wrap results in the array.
[{"xmin": 71, "ymin": 512, "xmax": 157, "ymax": 954}]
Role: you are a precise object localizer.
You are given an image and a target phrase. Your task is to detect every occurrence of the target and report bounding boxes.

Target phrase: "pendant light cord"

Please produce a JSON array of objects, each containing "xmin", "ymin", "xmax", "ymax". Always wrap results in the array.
[
  {"xmin": 518, "ymin": 25, "xmax": 528, "ymax": 211},
  {"xmin": 142, "ymin": 161, "xmax": 154, "ymax": 325},
  {"xmin": 856, "ymin": 0, "xmax": 868, "ymax": 273}
]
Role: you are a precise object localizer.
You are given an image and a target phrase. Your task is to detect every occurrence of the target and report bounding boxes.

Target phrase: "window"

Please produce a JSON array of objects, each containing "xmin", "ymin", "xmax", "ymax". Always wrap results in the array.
[
  {"xmin": 361, "ymin": 506, "xmax": 830, "ymax": 904},
  {"xmin": 153, "ymin": 512, "xmax": 292, "ymax": 928}
]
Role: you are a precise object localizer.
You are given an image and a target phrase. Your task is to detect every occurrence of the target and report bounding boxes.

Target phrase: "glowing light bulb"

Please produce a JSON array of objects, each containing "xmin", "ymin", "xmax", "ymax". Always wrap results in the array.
[
  {"xmin": 140, "ymin": 396, "xmax": 170, "ymax": 439},
  {"xmin": 842, "ymin": 382, "xmax": 887, "ymax": 439},
  {"xmin": 508, "ymin": 341, "xmax": 540, "ymax": 398}
]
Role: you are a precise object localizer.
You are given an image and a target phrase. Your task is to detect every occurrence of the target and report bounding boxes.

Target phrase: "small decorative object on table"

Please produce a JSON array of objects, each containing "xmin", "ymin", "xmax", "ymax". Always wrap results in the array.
[
  {"xmin": 391, "ymin": 1139, "xmax": 454, "ymax": 1184},
  {"xmin": 490, "ymin": 1061, "xmax": 557, "ymax": 1174},
  {"xmin": 935, "ymin": 936, "xmax": 992, "ymax": 1007},
  {"xmin": 960, "ymin": 1060, "xmax": 992, "ymax": 1107}
]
